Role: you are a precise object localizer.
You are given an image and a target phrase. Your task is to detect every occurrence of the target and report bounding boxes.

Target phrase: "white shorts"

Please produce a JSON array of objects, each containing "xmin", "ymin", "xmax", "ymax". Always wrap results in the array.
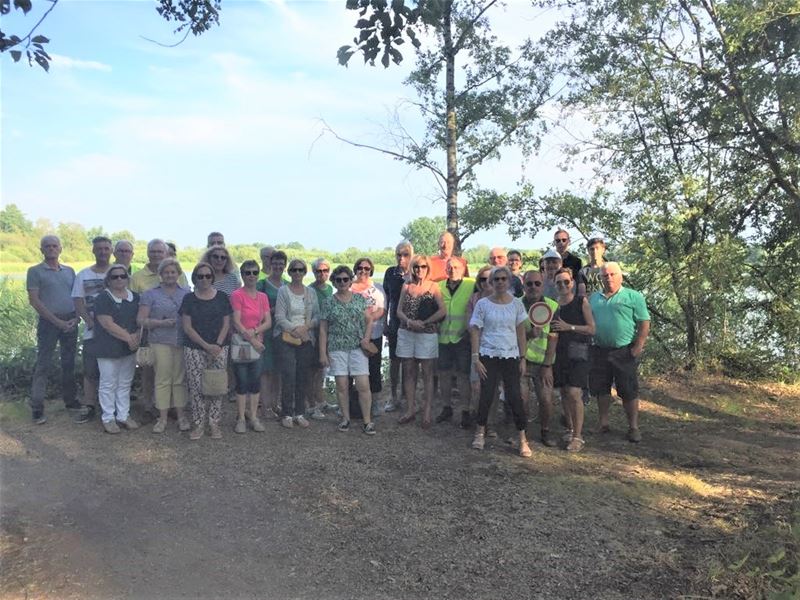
[
  {"xmin": 396, "ymin": 329, "xmax": 439, "ymax": 360},
  {"xmin": 328, "ymin": 349, "xmax": 369, "ymax": 377}
]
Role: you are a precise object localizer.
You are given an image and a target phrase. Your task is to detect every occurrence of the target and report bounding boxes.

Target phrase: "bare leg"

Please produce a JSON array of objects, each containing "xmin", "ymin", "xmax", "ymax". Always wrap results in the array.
[
  {"xmin": 336, "ymin": 377, "xmax": 350, "ymax": 423},
  {"xmin": 421, "ymin": 359, "xmax": 434, "ymax": 427},
  {"xmin": 248, "ymin": 393, "xmax": 259, "ymax": 421},
  {"xmin": 565, "ymin": 386, "xmax": 584, "ymax": 439},
  {"xmin": 236, "ymin": 394, "xmax": 247, "ymax": 421},
  {"xmin": 597, "ymin": 393, "xmax": 612, "ymax": 431},
  {"xmin": 390, "ymin": 357, "xmax": 401, "ymax": 402},
  {"xmin": 623, "ymin": 397, "xmax": 639, "ymax": 430},
  {"xmin": 400, "ymin": 359, "xmax": 418, "ymax": 419},
  {"xmin": 354, "ymin": 375, "xmax": 372, "ymax": 425}
]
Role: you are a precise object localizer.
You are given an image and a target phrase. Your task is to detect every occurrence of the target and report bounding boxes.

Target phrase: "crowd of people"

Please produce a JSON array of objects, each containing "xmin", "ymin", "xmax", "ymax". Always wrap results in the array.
[{"xmin": 26, "ymin": 227, "xmax": 650, "ymax": 456}]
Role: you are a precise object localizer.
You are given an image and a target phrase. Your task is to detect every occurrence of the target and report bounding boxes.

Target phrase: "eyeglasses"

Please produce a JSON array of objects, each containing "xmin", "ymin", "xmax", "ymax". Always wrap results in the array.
[
  {"xmin": 396, "ymin": 252, "xmax": 410, "ymax": 258},
  {"xmin": 109, "ymin": 273, "xmax": 128, "ymax": 280},
  {"xmin": 525, "ymin": 281, "xmax": 543, "ymax": 287},
  {"xmin": 289, "ymin": 267, "xmax": 306, "ymax": 273},
  {"xmin": 508, "ymin": 257, "xmax": 521, "ymax": 262},
  {"xmin": 555, "ymin": 280, "xmax": 571, "ymax": 287},
  {"xmin": 356, "ymin": 266, "xmax": 371, "ymax": 272},
  {"xmin": 333, "ymin": 277, "xmax": 350, "ymax": 284},
  {"xmin": 478, "ymin": 277, "xmax": 488, "ymax": 283},
  {"xmin": 413, "ymin": 265, "xmax": 428, "ymax": 270},
  {"xmin": 195, "ymin": 273, "xmax": 213, "ymax": 280},
  {"xmin": 493, "ymin": 276, "xmax": 508, "ymax": 282},
  {"xmin": 555, "ymin": 238, "xmax": 569, "ymax": 243},
  {"xmin": 211, "ymin": 254, "xmax": 227, "ymax": 260},
  {"xmin": 315, "ymin": 268, "xmax": 330, "ymax": 274},
  {"xmin": 242, "ymin": 270, "xmax": 259, "ymax": 276}
]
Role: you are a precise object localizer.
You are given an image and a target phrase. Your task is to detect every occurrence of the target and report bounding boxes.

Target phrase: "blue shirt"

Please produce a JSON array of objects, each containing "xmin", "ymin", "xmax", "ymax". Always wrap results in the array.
[{"xmin": 589, "ymin": 286, "xmax": 650, "ymax": 348}]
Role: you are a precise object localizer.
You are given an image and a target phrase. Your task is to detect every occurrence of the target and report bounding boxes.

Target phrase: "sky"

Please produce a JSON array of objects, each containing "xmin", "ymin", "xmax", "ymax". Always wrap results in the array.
[{"xmin": 1, "ymin": 0, "xmax": 589, "ymax": 253}]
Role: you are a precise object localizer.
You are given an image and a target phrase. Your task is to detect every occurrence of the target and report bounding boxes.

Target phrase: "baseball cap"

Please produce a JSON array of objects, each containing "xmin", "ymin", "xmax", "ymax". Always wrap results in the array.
[{"xmin": 542, "ymin": 248, "xmax": 562, "ymax": 261}]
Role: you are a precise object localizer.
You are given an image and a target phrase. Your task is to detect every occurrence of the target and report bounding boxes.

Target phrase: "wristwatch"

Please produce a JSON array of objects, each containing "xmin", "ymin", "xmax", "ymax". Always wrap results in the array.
[{"xmin": 571, "ymin": 325, "xmax": 575, "ymax": 331}]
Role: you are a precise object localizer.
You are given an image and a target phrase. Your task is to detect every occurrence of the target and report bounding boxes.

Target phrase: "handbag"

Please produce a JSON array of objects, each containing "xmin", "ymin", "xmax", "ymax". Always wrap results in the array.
[
  {"xmin": 361, "ymin": 341, "xmax": 379, "ymax": 357},
  {"xmin": 231, "ymin": 332, "xmax": 261, "ymax": 363},
  {"xmin": 281, "ymin": 331, "xmax": 303, "ymax": 346},
  {"xmin": 136, "ymin": 327, "xmax": 154, "ymax": 367},
  {"xmin": 567, "ymin": 341, "xmax": 590, "ymax": 362},
  {"xmin": 202, "ymin": 368, "xmax": 228, "ymax": 396}
]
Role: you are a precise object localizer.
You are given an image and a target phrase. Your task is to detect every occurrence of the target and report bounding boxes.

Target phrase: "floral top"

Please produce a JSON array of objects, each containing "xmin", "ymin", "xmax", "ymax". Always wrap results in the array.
[
  {"xmin": 321, "ymin": 293, "xmax": 368, "ymax": 353},
  {"xmin": 400, "ymin": 288, "xmax": 438, "ymax": 334}
]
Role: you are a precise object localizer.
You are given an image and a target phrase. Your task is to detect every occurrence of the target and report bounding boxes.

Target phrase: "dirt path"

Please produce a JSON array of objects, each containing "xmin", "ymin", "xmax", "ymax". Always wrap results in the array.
[{"xmin": 2, "ymin": 374, "xmax": 798, "ymax": 600}]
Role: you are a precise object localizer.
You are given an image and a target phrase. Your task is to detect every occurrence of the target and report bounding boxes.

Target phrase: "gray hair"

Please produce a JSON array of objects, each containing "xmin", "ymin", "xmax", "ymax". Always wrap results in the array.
[
  {"xmin": 489, "ymin": 265, "xmax": 514, "ymax": 282},
  {"xmin": 147, "ymin": 238, "xmax": 167, "ymax": 252},
  {"xmin": 311, "ymin": 257, "xmax": 330, "ymax": 271},
  {"xmin": 114, "ymin": 240, "xmax": 133, "ymax": 252},
  {"xmin": 260, "ymin": 245, "xmax": 276, "ymax": 260},
  {"xmin": 40, "ymin": 234, "xmax": 60, "ymax": 247},
  {"xmin": 396, "ymin": 240, "xmax": 414, "ymax": 254},
  {"xmin": 157, "ymin": 257, "xmax": 182, "ymax": 276}
]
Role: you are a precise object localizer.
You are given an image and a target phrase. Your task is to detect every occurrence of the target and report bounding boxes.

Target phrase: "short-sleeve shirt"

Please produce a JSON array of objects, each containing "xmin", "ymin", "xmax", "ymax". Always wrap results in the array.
[
  {"xmin": 321, "ymin": 293, "xmax": 367, "ymax": 352},
  {"xmin": 589, "ymin": 286, "xmax": 650, "ymax": 348},
  {"xmin": 93, "ymin": 289, "xmax": 140, "ymax": 358},
  {"xmin": 130, "ymin": 266, "xmax": 189, "ymax": 293},
  {"xmin": 26, "ymin": 262, "xmax": 76, "ymax": 315},
  {"xmin": 179, "ymin": 291, "xmax": 233, "ymax": 350},
  {"xmin": 428, "ymin": 255, "xmax": 469, "ymax": 283},
  {"xmin": 141, "ymin": 285, "xmax": 189, "ymax": 346},
  {"xmin": 230, "ymin": 288, "xmax": 270, "ymax": 330},
  {"xmin": 562, "ymin": 252, "xmax": 583, "ymax": 282},
  {"xmin": 578, "ymin": 265, "xmax": 603, "ymax": 297},
  {"xmin": 72, "ymin": 265, "xmax": 112, "ymax": 340},
  {"xmin": 354, "ymin": 283, "xmax": 386, "ymax": 338},
  {"xmin": 212, "ymin": 272, "xmax": 242, "ymax": 296},
  {"xmin": 309, "ymin": 282, "xmax": 333, "ymax": 308},
  {"xmin": 469, "ymin": 296, "xmax": 527, "ymax": 358}
]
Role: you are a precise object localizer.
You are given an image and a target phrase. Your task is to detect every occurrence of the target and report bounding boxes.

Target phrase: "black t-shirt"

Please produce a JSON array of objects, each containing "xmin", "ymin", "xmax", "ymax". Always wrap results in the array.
[
  {"xmin": 179, "ymin": 291, "xmax": 233, "ymax": 350},
  {"xmin": 511, "ymin": 275, "xmax": 524, "ymax": 298},
  {"xmin": 93, "ymin": 290, "xmax": 140, "ymax": 358},
  {"xmin": 383, "ymin": 266, "xmax": 407, "ymax": 335},
  {"xmin": 562, "ymin": 252, "xmax": 583, "ymax": 282}
]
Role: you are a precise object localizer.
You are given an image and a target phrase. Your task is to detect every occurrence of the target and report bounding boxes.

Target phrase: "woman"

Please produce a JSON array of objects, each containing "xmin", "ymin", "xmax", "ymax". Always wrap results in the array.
[
  {"xmin": 274, "ymin": 258, "xmax": 320, "ymax": 429},
  {"xmin": 464, "ymin": 265, "xmax": 493, "ymax": 429},
  {"xmin": 318, "ymin": 265, "xmax": 376, "ymax": 435},
  {"xmin": 469, "ymin": 266, "xmax": 531, "ymax": 457},
  {"xmin": 257, "ymin": 250, "xmax": 287, "ymax": 419},
  {"xmin": 307, "ymin": 258, "xmax": 333, "ymax": 420},
  {"xmin": 548, "ymin": 267, "xmax": 595, "ymax": 452},
  {"xmin": 93, "ymin": 264, "xmax": 141, "ymax": 434},
  {"xmin": 230, "ymin": 260, "xmax": 272, "ymax": 434},
  {"xmin": 350, "ymin": 257, "xmax": 386, "ymax": 415},
  {"xmin": 179, "ymin": 262, "xmax": 232, "ymax": 440},
  {"xmin": 137, "ymin": 258, "xmax": 191, "ymax": 434},
  {"xmin": 396, "ymin": 255, "xmax": 446, "ymax": 429},
  {"xmin": 201, "ymin": 246, "xmax": 241, "ymax": 296}
]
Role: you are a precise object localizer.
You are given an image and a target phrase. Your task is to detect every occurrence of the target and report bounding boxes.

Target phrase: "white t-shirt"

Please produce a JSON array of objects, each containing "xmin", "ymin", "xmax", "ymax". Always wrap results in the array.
[
  {"xmin": 356, "ymin": 283, "xmax": 386, "ymax": 338},
  {"xmin": 469, "ymin": 295, "xmax": 527, "ymax": 358},
  {"xmin": 71, "ymin": 265, "xmax": 111, "ymax": 340}
]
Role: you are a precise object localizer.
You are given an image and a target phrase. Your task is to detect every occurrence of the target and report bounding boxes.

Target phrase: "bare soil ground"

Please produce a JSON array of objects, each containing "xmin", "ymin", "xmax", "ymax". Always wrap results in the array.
[{"xmin": 1, "ymin": 373, "xmax": 798, "ymax": 600}]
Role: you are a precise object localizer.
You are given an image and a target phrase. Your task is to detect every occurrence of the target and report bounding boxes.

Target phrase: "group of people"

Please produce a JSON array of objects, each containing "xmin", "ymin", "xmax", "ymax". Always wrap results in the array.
[{"xmin": 26, "ymin": 227, "xmax": 650, "ymax": 456}]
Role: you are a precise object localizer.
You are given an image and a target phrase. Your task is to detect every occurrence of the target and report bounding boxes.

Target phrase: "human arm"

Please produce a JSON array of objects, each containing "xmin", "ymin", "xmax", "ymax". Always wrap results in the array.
[
  {"xmin": 540, "ymin": 334, "xmax": 558, "ymax": 388},
  {"xmin": 396, "ymin": 284, "xmax": 412, "ymax": 328},
  {"xmin": 420, "ymin": 285, "xmax": 447, "ymax": 328},
  {"xmin": 580, "ymin": 296, "xmax": 595, "ymax": 336},
  {"xmin": 469, "ymin": 325, "xmax": 486, "ymax": 380},
  {"xmin": 631, "ymin": 320, "xmax": 650, "ymax": 358},
  {"xmin": 28, "ymin": 289, "xmax": 76, "ymax": 331},
  {"xmin": 516, "ymin": 320, "xmax": 527, "ymax": 376},
  {"xmin": 73, "ymin": 297, "xmax": 93, "ymax": 331},
  {"xmin": 318, "ymin": 319, "xmax": 329, "ymax": 367}
]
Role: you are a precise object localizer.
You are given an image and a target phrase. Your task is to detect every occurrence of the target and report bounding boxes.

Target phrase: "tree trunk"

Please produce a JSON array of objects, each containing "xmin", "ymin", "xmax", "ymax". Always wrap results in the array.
[{"xmin": 442, "ymin": 0, "xmax": 460, "ymax": 252}]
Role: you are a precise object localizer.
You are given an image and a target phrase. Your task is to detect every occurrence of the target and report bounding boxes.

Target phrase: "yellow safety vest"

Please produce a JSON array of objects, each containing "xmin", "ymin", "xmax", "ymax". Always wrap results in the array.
[
  {"xmin": 525, "ymin": 296, "xmax": 559, "ymax": 364},
  {"xmin": 438, "ymin": 278, "xmax": 475, "ymax": 344}
]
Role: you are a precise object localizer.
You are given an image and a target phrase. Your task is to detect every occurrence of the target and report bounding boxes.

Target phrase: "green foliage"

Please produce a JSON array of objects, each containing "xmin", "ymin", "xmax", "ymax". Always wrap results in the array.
[
  {"xmin": 400, "ymin": 215, "xmax": 446, "ymax": 255},
  {"xmin": 0, "ymin": 277, "xmax": 38, "ymax": 395},
  {"xmin": 0, "ymin": 203, "xmax": 33, "ymax": 234}
]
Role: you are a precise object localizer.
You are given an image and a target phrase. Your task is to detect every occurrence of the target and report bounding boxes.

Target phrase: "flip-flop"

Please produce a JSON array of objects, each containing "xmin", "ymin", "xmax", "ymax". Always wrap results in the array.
[{"xmin": 566, "ymin": 437, "xmax": 585, "ymax": 452}]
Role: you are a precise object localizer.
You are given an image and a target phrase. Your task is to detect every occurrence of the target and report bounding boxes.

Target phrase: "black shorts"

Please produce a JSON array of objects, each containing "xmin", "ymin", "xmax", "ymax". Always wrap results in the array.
[
  {"xmin": 589, "ymin": 345, "xmax": 640, "ymax": 401},
  {"xmin": 553, "ymin": 353, "xmax": 589, "ymax": 389},
  {"xmin": 82, "ymin": 338, "xmax": 100, "ymax": 381},
  {"xmin": 387, "ymin": 331, "xmax": 398, "ymax": 360},
  {"xmin": 437, "ymin": 338, "xmax": 471, "ymax": 375}
]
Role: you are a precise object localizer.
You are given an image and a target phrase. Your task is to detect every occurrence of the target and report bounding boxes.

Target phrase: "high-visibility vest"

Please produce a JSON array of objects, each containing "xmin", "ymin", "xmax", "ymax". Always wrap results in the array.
[
  {"xmin": 438, "ymin": 277, "xmax": 475, "ymax": 344},
  {"xmin": 525, "ymin": 296, "xmax": 559, "ymax": 364}
]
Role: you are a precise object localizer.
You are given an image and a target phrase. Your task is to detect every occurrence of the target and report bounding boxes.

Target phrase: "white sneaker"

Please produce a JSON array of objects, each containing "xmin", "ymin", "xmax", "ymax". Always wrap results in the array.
[
  {"xmin": 471, "ymin": 432, "xmax": 485, "ymax": 450},
  {"xmin": 310, "ymin": 408, "xmax": 326, "ymax": 420},
  {"xmin": 281, "ymin": 416, "xmax": 294, "ymax": 429},
  {"xmin": 294, "ymin": 415, "xmax": 310, "ymax": 428}
]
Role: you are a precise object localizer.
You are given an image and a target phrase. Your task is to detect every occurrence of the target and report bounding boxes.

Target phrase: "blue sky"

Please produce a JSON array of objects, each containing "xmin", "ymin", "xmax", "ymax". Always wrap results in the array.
[{"xmin": 2, "ymin": 0, "xmax": 587, "ymax": 252}]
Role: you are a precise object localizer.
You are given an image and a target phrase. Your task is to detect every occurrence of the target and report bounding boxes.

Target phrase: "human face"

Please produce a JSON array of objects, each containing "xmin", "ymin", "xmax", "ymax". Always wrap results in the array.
[
  {"xmin": 93, "ymin": 241, "xmax": 113, "ymax": 266},
  {"xmin": 270, "ymin": 257, "xmax": 286, "ymax": 277},
  {"xmin": 476, "ymin": 269, "xmax": 493, "ymax": 292},
  {"xmin": 207, "ymin": 234, "xmax": 225, "ymax": 248},
  {"xmin": 160, "ymin": 265, "xmax": 179, "ymax": 287},
  {"xmin": 588, "ymin": 242, "xmax": 606, "ymax": 264},
  {"xmin": 209, "ymin": 251, "xmax": 229, "ymax": 272},
  {"xmin": 489, "ymin": 248, "xmax": 507, "ymax": 266},
  {"xmin": 601, "ymin": 265, "xmax": 623, "ymax": 294},
  {"xmin": 314, "ymin": 263, "xmax": 330, "ymax": 285},
  {"xmin": 508, "ymin": 253, "xmax": 522, "ymax": 274},
  {"xmin": 242, "ymin": 266, "xmax": 260, "ymax": 287},
  {"xmin": 555, "ymin": 273, "xmax": 573, "ymax": 297},
  {"xmin": 332, "ymin": 273, "xmax": 351, "ymax": 289},
  {"xmin": 492, "ymin": 271, "xmax": 509, "ymax": 293},
  {"xmin": 288, "ymin": 263, "xmax": 307, "ymax": 283},
  {"xmin": 147, "ymin": 243, "xmax": 167, "ymax": 267},
  {"xmin": 412, "ymin": 262, "xmax": 429, "ymax": 281},
  {"xmin": 355, "ymin": 261, "xmax": 371, "ymax": 282},
  {"xmin": 194, "ymin": 268, "xmax": 213, "ymax": 290},
  {"xmin": 107, "ymin": 268, "xmax": 129, "ymax": 291},
  {"xmin": 395, "ymin": 248, "xmax": 411, "ymax": 271},
  {"xmin": 438, "ymin": 233, "xmax": 454, "ymax": 257},
  {"xmin": 543, "ymin": 259, "xmax": 561, "ymax": 281},
  {"xmin": 446, "ymin": 259, "xmax": 464, "ymax": 282},
  {"xmin": 114, "ymin": 243, "xmax": 133, "ymax": 265},
  {"xmin": 554, "ymin": 232, "xmax": 570, "ymax": 255},
  {"xmin": 260, "ymin": 251, "xmax": 273, "ymax": 270},
  {"xmin": 40, "ymin": 237, "xmax": 61, "ymax": 261},
  {"xmin": 523, "ymin": 273, "xmax": 544, "ymax": 300}
]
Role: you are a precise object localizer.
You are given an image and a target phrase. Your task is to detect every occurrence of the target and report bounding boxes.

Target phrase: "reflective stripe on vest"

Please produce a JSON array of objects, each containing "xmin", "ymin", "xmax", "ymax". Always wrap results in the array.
[
  {"xmin": 525, "ymin": 296, "xmax": 559, "ymax": 363},
  {"xmin": 438, "ymin": 278, "xmax": 475, "ymax": 344}
]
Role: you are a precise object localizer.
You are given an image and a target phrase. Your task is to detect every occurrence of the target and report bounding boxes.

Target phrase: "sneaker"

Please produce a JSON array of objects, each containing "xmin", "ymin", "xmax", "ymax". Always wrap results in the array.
[
  {"xmin": 189, "ymin": 427, "xmax": 203, "ymax": 440},
  {"xmin": 152, "ymin": 419, "xmax": 167, "ymax": 434},
  {"xmin": 118, "ymin": 417, "xmax": 140, "ymax": 430},
  {"xmin": 383, "ymin": 401, "xmax": 398, "ymax": 413},
  {"xmin": 209, "ymin": 424, "xmax": 223, "ymax": 439},
  {"xmin": 460, "ymin": 410, "xmax": 472, "ymax": 429},
  {"xmin": 435, "ymin": 406, "xmax": 453, "ymax": 424},
  {"xmin": 70, "ymin": 405, "xmax": 91, "ymax": 424},
  {"xmin": 263, "ymin": 407, "xmax": 280, "ymax": 421},
  {"xmin": 471, "ymin": 431, "xmax": 485, "ymax": 450},
  {"xmin": 485, "ymin": 428, "xmax": 497, "ymax": 439},
  {"xmin": 310, "ymin": 407, "xmax": 326, "ymax": 421},
  {"xmin": 337, "ymin": 419, "xmax": 350, "ymax": 432},
  {"xmin": 562, "ymin": 429, "xmax": 574, "ymax": 444},
  {"xmin": 541, "ymin": 430, "xmax": 557, "ymax": 447},
  {"xmin": 235, "ymin": 419, "xmax": 247, "ymax": 434},
  {"xmin": 32, "ymin": 410, "xmax": 47, "ymax": 425},
  {"xmin": 103, "ymin": 420, "xmax": 121, "ymax": 434},
  {"xmin": 362, "ymin": 422, "xmax": 376, "ymax": 436},
  {"xmin": 177, "ymin": 416, "xmax": 192, "ymax": 432},
  {"xmin": 294, "ymin": 415, "xmax": 310, "ymax": 428},
  {"xmin": 250, "ymin": 417, "xmax": 265, "ymax": 432},
  {"xmin": 281, "ymin": 416, "xmax": 294, "ymax": 429},
  {"xmin": 627, "ymin": 428, "xmax": 642, "ymax": 443}
]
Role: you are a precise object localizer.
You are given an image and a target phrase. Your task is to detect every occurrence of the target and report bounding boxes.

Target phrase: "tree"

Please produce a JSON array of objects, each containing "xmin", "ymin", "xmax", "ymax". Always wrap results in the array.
[
  {"xmin": 400, "ymin": 215, "xmax": 446, "ymax": 255},
  {"xmin": 0, "ymin": 203, "xmax": 33, "ymax": 234},
  {"xmin": 335, "ymin": 0, "xmax": 553, "ymax": 250}
]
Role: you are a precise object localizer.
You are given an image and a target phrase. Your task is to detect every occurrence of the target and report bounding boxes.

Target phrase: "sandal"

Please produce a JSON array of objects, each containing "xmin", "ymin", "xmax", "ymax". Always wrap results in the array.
[
  {"xmin": 566, "ymin": 437, "xmax": 585, "ymax": 452},
  {"xmin": 398, "ymin": 413, "xmax": 415, "ymax": 425}
]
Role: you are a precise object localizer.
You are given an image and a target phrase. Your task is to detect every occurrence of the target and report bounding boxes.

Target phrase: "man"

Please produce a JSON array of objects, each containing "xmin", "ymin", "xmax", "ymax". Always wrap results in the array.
[
  {"xmin": 436, "ymin": 258, "xmax": 474, "ymax": 426},
  {"xmin": 520, "ymin": 269, "xmax": 558, "ymax": 446},
  {"xmin": 554, "ymin": 228, "xmax": 582, "ymax": 281},
  {"xmin": 589, "ymin": 262, "xmax": 651, "ymax": 443},
  {"xmin": 489, "ymin": 247, "xmax": 523, "ymax": 296},
  {"xmin": 130, "ymin": 239, "xmax": 188, "ymax": 293},
  {"xmin": 207, "ymin": 231, "xmax": 225, "ymax": 248},
  {"xmin": 507, "ymin": 249, "xmax": 524, "ymax": 298},
  {"xmin": 307, "ymin": 258, "xmax": 333, "ymax": 420},
  {"xmin": 540, "ymin": 248, "xmax": 563, "ymax": 299},
  {"xmin": 166, "ymin": 241, "xmax": 177, "ymax": 258},
  {"xmin": 113, "ymin": 240, "xmax": 134, "ymax": 273},
  {"xmin": 428, "ymin": 231, "xmax": 469, "ymax": 282},
  {"xmin": 383, "ymin": 240, "xmax": 413, "ymax": 412},
  {"xmin": 27, "ymin": 236, "xmax": 89, "ymax": 424},
  {"xmin": 72, "ymin": 236, "xmax": 114, "ymax": 417},
  {"xmin": 578, "ymin": 236, "xmax": 607, "ymax": 297},
  {"xmin": 259, "ymin": 246, "xmax": 276, "ymax": 281}
]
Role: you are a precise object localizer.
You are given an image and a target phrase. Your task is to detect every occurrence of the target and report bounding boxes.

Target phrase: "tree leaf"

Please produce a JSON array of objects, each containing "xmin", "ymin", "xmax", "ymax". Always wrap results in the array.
[
  {"xmin": 31, "ymin": 35, "xmax": 49, "ymax": 44},
  {"xmin": 10, "ymin": 49, "xmax": 21, "ymax": 62},
  {"xmin": 13, "ymin": 0, "xmax": 31, "ymax": 13},
  {"xmin": 34, "ymin": 53, "xmax": 49, "ymax": 72}
]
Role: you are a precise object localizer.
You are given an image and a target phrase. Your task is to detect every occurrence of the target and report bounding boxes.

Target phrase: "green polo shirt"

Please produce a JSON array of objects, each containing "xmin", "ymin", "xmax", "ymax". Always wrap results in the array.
[{"xmin": 589, "ymin": 286, "xmax": 650, "ymax": 348}]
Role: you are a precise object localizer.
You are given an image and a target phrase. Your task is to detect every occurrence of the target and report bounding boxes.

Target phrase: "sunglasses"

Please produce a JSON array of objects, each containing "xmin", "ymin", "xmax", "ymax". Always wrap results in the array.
[
  {"xmin": 109, "ymin": 273, "xmax": 128, "ymax": 280},
  {"xmin": 555, "ymin": 238, "xmax": 569, "ymax": 243},
  {"xmin": 555, "ymin": 280, "xmax": 571, "ymax": 287},
  {"xmin": 333, "ymin": 277, "xmax": 350, "ymax": 284},
  {"xmin": 493, "ymin": 276, "xmax": 508, "ymax": 282},
  {"xmin": 242, "ymin": 270, "xmax": 259, "ymax": 276},
  {"xmin": 211, "ymin": 254, "xmax": 227, "ymax": 260},
  {"xmin": 315, "ymin": 268, "xmax": 330, "ymax": 274},
  {"xmin": 413, "ymin": 265, "xmax": 429, "ymax": 270},
  {"xmin": 525, "ymin": 281, "xmax": 543, "ymax": 287},
  {"xmin": 356, "ymin": 266, "xmax": 371, "ymax": 272},
  {"xmin": 289, "ymin": 268, "xmax": 306, "ymax": 273},
  {"xmin": 195, "ymin": 273, "xmax": 213, "ymax": 280}
]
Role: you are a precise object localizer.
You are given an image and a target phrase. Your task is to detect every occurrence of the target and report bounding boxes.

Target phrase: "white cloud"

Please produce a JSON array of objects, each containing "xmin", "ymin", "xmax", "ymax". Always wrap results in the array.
[{"xmin": 49, "ymin": 54, "xmax": 112, "ymax": 72}]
